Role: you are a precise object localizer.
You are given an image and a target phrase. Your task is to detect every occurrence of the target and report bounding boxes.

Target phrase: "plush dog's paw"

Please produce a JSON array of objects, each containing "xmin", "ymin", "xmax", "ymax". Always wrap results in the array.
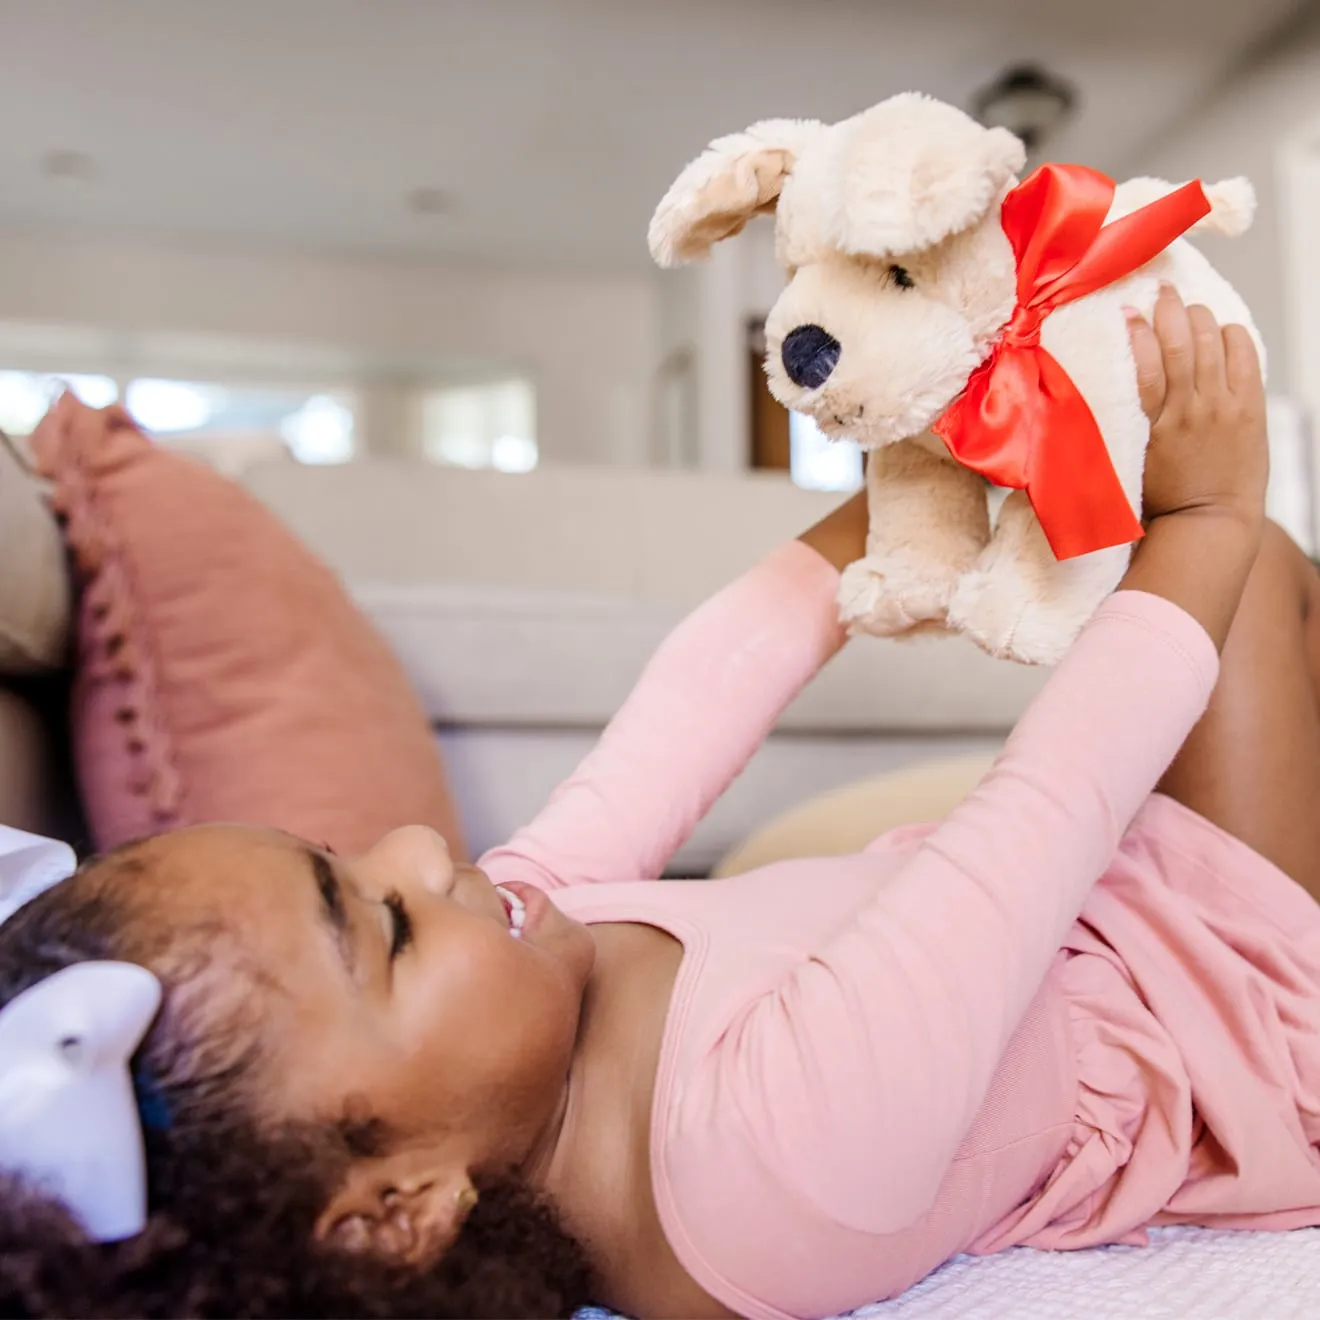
[
  {"xmin": 837, "ymin": 555, "xmax": 954, "ymax": 638},
  {"xmin": 946, "ymin": 571, "xmax": 1077, "ymax": 666}
]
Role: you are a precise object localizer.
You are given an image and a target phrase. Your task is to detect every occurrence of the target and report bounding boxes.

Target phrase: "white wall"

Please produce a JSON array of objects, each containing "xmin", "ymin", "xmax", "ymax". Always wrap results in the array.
[
  {"xmin": 4, "ymin": 17, "xmax": 1316, "ymax": 477},
  {"xmin": 649, "ymin": 217, "xmax": 786, "ymax": 472},
  {"xmin": 1126, "ymin": 4, "xmax": 1320, "ymax": 395},
  {"xmin": 1279, "ymin": 143, "xmax": 1320, "ymax": 420},
  {"xmin": 0, "ymin": 226, "xmax": 656, "ymax": 467}
]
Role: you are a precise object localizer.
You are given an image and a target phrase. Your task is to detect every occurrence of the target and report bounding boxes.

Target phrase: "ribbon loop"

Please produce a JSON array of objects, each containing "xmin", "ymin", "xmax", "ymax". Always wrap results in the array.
[{"xmin": 933, "ymin": 163, "xmax": 1211, "ymax": 560}]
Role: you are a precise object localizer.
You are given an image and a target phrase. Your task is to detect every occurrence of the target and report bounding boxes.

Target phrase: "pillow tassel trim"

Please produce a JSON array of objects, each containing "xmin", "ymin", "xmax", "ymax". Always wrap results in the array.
[{"xmin": 34, "ymin": 400, "xmax": 184, "ymax": 834}]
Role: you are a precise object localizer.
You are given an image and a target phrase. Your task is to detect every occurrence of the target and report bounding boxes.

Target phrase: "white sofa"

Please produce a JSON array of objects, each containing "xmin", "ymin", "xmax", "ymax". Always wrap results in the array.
[{"xmin": 240, "ymin": 461, "xmax": 1047, "ymax": 871}]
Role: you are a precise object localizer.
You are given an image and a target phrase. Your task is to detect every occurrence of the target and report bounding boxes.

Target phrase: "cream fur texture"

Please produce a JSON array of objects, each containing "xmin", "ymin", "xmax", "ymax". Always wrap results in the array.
[{"xmin": 649, "ymin": 93, "xmax": 1263, "ymax": 665}]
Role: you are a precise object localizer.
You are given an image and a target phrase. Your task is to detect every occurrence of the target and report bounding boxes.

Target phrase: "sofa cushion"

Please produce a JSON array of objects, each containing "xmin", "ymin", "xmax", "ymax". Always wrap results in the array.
[
  {"xmin": 240, "ymin": 461, "xmax": 842, "ymax": 603},
  {"xmin": 712, "ymin": 753, "xmax": 1000, "ymax": 878},
  {"xmin": 29, "ymin": 395, "xmax": 466, "ymax": 856},
  {"xmin": 0, "ymin": 434, "xmax": 70, "ymax": 674},
  {"xmin": 354, "ymin": 581, "xmax": 1045, "ymax": 733},
  {"xmin": 241, "ymin": 461, "xmax": 1049, "ymax": 733}
]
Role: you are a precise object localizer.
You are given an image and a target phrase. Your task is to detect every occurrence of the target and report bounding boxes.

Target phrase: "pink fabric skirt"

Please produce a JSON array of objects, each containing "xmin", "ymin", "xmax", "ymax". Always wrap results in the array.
[{"xmin": 984, "ymin": 793, "xmax": 1320, "ymax": 1252}]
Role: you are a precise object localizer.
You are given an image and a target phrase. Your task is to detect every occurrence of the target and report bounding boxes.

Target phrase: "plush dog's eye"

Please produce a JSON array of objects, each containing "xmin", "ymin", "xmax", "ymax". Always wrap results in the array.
[{"xmin": 890, "ymin": 265, "xmax": 915, "ymax": 290}]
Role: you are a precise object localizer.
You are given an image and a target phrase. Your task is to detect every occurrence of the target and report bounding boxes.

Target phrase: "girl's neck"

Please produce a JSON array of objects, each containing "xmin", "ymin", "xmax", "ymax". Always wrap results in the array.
[{"xmin": 533, "ymin": 920, "xmax": 697, "ymax": 1313}]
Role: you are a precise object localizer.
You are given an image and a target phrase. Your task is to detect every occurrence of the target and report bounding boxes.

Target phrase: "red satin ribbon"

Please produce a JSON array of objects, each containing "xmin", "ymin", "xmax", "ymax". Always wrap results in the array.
[{"xmin": 932, "ymin": 164, "xmax": 1211, "ymax": 560}]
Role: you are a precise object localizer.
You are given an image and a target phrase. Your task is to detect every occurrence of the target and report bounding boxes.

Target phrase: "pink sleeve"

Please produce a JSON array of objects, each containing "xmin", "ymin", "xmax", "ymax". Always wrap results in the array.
[
  {"xmin": 726, "ymin": 591, "xmax": 1219, "ymax": 1234},
  {"xmin": 480, "ymin": 542, "xmax": 847, "ymax": 890}
]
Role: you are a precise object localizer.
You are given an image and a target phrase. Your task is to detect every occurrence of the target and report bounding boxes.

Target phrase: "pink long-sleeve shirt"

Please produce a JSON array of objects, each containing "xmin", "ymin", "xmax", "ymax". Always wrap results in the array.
[{"xmin": 482, "ymin": 543, "xmax": 1320, "ymax": 1318}]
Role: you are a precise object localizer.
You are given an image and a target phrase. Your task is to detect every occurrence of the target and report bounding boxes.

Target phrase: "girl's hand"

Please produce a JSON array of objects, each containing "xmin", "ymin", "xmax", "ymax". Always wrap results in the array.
[
  {"xmin": 1119, "ymin": 287, "xmax": 1267, "ymax": 650},
  {"xmin": 1127, "ymin": 285, "xmax": 1268, "ymax": 533}
]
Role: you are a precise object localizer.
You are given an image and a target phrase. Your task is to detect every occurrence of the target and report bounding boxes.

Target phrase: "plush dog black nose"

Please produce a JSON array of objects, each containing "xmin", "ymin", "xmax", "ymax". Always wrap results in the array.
[{"xmin": 781, "ymin": 325, "xmax": 841, "ymax": 389}]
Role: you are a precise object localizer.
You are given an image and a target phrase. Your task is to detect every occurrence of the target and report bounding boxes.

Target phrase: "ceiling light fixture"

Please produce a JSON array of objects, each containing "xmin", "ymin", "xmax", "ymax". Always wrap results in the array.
[{"xmin": 971, "ymin": 65, "xmax": 1077, "ymax": 155}]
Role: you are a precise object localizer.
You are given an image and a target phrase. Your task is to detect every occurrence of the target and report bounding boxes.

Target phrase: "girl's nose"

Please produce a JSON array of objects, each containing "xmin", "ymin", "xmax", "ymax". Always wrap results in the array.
[{"xmin": 360, "ymin": 826, "xmax": 454, "ymax": 897}]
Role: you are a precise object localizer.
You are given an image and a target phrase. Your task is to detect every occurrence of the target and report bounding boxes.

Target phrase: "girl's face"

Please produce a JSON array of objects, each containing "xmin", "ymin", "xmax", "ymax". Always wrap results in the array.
[{"xmin": 127, "ymin": 823, "xmax": 596, "ymax": 1255}]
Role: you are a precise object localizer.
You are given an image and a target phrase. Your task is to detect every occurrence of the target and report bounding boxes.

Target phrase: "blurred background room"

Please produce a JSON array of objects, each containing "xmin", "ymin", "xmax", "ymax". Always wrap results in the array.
[{"xmin": 1, "ymin": 0, "xmax": 1318, "ymax": 867}]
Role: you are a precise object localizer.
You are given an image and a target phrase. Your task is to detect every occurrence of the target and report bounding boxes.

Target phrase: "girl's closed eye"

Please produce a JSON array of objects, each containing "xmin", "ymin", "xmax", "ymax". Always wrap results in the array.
[{"xmin": 384, "ymin": 891, "xmax": 413, "ymax": 959}]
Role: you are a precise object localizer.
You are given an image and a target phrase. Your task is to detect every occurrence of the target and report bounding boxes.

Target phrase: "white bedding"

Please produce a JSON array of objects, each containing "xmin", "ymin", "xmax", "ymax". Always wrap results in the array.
[{"xmin": 580, "ymin": 1227, "xmax": 1320, "ymax": 1319}]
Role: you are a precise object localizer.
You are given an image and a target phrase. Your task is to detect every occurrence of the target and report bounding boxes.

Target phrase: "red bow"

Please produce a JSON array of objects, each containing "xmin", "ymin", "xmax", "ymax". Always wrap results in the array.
[{"xmin": 932, "ymin": 164, "xmax": 1211, "ymax": 560}]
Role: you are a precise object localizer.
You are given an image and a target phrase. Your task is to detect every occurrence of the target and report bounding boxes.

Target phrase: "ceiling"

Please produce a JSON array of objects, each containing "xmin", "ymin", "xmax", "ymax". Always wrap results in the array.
[{"xmin": 0, "ymin": 0, "xmax": 1310, "ymax": 272}]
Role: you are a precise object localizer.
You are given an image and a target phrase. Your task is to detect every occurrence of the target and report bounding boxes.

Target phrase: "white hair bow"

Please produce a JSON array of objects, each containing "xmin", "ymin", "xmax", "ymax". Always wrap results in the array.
[{"xmin": 0, "ymin": 825, "xmax": 161, "ymax": 1243}]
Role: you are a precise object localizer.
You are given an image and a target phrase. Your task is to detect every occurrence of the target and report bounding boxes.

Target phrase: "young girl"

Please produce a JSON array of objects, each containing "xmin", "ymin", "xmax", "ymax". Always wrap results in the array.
[{"xmin": 1, "ymin": 286, "xmax": 1316, "ymax": 1320}]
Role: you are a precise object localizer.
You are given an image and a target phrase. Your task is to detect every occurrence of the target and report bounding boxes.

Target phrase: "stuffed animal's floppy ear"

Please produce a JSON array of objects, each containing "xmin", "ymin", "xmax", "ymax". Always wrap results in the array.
[
  {"xmin": 826, "ymin": 93, "xmax": 1026, "ymax": 259},
  {"xmin": 649, "ymin": 118, "xmax": 823, "ymax": 266}
]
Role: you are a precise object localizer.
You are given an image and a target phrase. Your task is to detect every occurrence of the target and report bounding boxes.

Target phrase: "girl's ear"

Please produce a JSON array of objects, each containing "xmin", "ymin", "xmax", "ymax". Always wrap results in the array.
[{"xmin": 316, "ymin": 1151, "xmax": 478, "ymax": 1265}]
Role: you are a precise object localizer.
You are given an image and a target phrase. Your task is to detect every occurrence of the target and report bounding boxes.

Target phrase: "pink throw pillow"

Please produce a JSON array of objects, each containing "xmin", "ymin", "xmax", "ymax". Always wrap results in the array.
[{"xmin": 31, "ymin": 394, "xmax": 466, "ymax": 858}]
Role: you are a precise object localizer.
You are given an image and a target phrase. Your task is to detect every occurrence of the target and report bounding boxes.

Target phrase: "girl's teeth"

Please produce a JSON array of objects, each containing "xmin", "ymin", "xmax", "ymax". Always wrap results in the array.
[{"xmin": 495, "ymin": 886, "xmax": 526, "ymax": 939}]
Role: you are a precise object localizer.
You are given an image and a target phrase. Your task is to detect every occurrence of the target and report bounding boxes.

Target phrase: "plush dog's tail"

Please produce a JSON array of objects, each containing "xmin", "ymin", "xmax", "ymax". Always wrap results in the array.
[{"xmin": 1110, "ymin": 175, "xmax": 1255, "ymax": 237}]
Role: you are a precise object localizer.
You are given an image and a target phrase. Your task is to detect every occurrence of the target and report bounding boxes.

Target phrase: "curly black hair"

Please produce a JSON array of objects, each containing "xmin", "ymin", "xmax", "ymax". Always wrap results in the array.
[{"xmin": 0, "ymin": 853, "xmax": 595, "ymax": 1319}]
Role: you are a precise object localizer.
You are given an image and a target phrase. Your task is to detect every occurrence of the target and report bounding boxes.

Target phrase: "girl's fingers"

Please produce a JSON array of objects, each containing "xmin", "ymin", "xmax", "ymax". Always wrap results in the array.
[
  {"xmin": 1152, "ymin": 285, "xmax": 1195, "ymax": 405},
  {"xmin": 1127, "ymin": 310, "xmax": 1168, "ymax": 422},
  {"xmin": 1187, "ymin": 303, "xmax": 1227, "ymax": 396},
  {"xmin": 1223, "ymin": 324, "xmax": 1264, "ymax": 403}
]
